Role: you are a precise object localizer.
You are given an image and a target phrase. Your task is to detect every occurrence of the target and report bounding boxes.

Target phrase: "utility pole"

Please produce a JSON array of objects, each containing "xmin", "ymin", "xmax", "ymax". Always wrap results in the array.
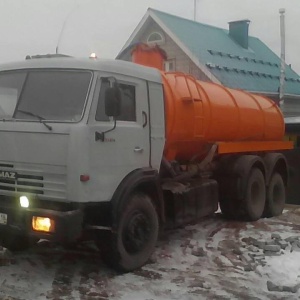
[{"xmin": 279, "ymin": 8, "xmax": 286, "ymax": 107}]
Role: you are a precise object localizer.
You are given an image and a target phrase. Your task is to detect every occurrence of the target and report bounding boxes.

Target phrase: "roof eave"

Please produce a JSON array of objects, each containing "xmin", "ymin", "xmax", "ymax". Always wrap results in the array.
[{"xmin": 116, "ymin": 9, "xmax": 152, "ymax": 59}]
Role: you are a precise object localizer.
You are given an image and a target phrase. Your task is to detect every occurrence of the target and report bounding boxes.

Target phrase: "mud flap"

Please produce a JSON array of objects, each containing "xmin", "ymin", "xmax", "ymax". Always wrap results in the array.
[{"xmin": 281, "ymin": 149, "xmax": 299, "ymax": 204}]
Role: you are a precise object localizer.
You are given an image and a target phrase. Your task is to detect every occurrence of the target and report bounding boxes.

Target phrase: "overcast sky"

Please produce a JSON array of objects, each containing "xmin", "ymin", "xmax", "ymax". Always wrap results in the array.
[{"xmin": 0, "ymin": 0, "xmax": 299, "ymax": 73}]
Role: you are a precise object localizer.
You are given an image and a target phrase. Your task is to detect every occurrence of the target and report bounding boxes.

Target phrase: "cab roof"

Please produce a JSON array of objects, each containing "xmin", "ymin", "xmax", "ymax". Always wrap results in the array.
[{"xmin": 0, "ymin": 57, "xmax": 162, "ymax": 84}]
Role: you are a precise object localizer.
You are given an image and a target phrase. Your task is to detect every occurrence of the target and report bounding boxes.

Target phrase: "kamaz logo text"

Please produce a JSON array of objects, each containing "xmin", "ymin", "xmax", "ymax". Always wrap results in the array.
[{"xmin": 0, "ymin": 171, "xmax": 16, "ymax": 179}]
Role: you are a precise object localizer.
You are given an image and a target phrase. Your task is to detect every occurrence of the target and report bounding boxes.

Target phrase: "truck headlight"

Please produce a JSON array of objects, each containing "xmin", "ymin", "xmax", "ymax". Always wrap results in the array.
[
  {"xmin": 32, "ymin": 216, "xmax": 55, "ymax": 233},
  {"xmin": 20, "ymin": 196, "xmax": 29, "ymax": 208}
]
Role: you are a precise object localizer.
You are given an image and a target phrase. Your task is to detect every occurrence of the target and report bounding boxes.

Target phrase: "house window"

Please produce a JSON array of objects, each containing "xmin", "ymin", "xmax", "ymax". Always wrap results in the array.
[
  {"xmin": 164, "ymin": 59, "xmax": 176, "ymax": 72},
  {"xmin": 147, "ymin": 32, "xmax": 165, "ymax": 45}
]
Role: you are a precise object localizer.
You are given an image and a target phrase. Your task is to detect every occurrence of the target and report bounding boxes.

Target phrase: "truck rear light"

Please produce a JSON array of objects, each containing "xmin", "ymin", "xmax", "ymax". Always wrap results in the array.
[
  {"xmin": 80, "ymin": 174, "xmax": 90, "ymax": 182},
  {"xmin": 32, "ymin": 216, "xmax": 55, "ymax": 233}
]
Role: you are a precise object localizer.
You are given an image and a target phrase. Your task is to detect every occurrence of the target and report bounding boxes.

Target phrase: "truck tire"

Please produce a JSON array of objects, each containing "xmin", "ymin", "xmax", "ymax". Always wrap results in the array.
[
  {"xmin": 243, "ymin": 168, "xmax": 266, "ymax": 221},
  {"xmin": 105, "ymin": 193, "xmax": 159, "ymax": 272},
  {"xmin": 264, "ymin": 173, "xmax": 285, "ymax": 217}
]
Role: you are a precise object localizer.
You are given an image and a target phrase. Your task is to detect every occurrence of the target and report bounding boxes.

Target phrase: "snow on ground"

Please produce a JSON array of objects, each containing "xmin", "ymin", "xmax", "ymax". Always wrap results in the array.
[
  {"xmin": 1, "ymin": 209, "xmax": 300, "ymax": 300},
  {"xmin": 261, "ymin": 251, "xmax": 300, "ymax": 286}
]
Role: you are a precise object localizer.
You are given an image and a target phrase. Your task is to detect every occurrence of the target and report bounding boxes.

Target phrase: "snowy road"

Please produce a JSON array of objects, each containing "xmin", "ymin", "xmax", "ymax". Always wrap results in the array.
[{"xmin": 1, "ymin": 209, "xmax": 300, "ymax": 300}]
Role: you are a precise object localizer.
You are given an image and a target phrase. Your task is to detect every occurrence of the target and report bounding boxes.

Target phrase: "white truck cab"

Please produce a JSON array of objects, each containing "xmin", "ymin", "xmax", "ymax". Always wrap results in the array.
[{"xmin": 0, "ymin": 56, "xmax": 166, "ymax": 271}]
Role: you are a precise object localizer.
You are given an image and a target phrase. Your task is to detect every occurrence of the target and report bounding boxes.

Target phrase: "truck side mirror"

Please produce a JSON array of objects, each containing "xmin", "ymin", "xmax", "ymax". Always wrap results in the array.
[{"xmin": 105, "ymin": 87, "xmax": 121, "ymax": 118}]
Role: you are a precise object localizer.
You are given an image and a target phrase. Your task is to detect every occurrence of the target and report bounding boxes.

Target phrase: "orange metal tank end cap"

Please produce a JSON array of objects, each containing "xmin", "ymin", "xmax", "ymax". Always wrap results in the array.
[{"xmin": 131, "ymin": 43, "xmax": 167, "ymax": 71}]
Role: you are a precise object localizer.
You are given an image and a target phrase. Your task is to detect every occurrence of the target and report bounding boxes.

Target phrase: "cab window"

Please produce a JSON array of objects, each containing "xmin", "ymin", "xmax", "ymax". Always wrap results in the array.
[{"xmin": 96, "ymin": 81, "xmax": 136, "ymax": 122}]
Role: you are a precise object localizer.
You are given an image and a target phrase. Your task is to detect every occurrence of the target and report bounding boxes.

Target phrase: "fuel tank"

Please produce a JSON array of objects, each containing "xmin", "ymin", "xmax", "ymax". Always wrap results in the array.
[{"xmin": 161, "ymin": 72, "xmax": 285, "ymax": 161}]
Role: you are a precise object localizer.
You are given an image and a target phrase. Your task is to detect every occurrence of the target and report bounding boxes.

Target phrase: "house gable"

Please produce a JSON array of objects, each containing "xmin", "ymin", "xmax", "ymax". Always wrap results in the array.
[
  {"xmin": 140, "ymin": 20, "xmax": 212, "ymax": 81},
  {"xmin": 117, "ymin": 9, "xmax": 219, "ymax": 83}
]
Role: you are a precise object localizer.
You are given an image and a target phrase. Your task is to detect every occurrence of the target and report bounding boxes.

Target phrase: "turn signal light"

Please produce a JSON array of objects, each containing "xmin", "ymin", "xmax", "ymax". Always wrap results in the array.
[{"xmin": 32, "ymin": 216, "xmax": 55, "ymax": 233}]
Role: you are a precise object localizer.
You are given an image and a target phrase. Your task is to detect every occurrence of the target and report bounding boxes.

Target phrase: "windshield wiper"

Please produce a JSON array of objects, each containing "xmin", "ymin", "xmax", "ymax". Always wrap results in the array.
[{"xmin": 16, "ymin": 109, "xmax": 52, "ymax": 131}]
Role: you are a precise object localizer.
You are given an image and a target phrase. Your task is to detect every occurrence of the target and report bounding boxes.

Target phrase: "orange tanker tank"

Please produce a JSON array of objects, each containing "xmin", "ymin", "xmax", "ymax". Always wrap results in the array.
[
  {"xmin": 161, "ymin": 72, "xmax": 286, "ymax": 161},
  {"xmin": 131, "ymin": 43, "xmax": 291, "ymax": 161}
]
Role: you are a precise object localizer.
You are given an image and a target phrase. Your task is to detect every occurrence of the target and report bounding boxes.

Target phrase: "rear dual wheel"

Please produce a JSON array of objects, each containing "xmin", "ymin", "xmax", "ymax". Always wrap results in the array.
[
  {"xmin": 220, "ymin": 168, "xmax": 286, "ymax": 221},
  {"xmin": 243, "ymin": 168, "xmax": 266, "ymax": 221},
  {"xmin": 220, "ymin": 168, "xmax": 266, "ymax": 221},
  {"xmin": 264, "ymin": 172, "xmax": 285, "ymax": 217}
]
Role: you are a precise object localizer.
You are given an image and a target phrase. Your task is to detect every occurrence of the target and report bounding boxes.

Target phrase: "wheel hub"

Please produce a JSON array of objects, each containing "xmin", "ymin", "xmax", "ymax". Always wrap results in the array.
[{"xmin": 123, "ymin": 212, "xmax": 151, "ymax": 254}]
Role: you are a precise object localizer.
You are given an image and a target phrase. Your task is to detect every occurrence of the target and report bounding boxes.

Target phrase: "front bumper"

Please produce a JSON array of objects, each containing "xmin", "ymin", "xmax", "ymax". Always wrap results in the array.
[{"xmin": 0, "ymin": 200, "xmax": 84, "ymax": 243}]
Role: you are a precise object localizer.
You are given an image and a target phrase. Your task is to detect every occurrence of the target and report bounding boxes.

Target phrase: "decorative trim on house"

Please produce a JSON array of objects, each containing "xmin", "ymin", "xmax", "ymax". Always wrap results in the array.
[{"xmin": 147, "ymin": 32, "xmax": 165, "ymax": 45}]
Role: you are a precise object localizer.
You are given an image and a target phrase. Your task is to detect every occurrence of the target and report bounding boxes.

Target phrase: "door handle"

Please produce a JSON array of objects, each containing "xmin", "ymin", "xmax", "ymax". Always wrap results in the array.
[
  {"xmin": 142, "ymin": 111, "xmax": 147, "ymax": 128},
  {"xmin": 134, "ymin": 147, "xmax": 144, "ymax": 153}
]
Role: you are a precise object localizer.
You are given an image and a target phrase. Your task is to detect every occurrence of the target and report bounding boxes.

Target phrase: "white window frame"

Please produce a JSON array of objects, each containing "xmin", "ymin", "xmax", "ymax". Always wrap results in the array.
[
  {"xmin": 164, "ymin": 59, "xmax": 176, "ymax": 72},
  {"xmin": 147, "ymin": 32, "xmax": 165, "ymax": 45}
]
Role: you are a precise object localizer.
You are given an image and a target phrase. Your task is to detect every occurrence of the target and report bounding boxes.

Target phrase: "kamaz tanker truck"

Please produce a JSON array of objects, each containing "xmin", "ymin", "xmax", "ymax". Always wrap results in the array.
[{"xmin": 0, "ymin": 48, "xmax": 293, "ymax": 271}]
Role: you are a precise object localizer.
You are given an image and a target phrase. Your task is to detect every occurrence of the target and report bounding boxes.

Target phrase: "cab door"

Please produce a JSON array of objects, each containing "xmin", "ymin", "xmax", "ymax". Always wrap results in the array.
[{"xmin": 87, "ymin": 73, "xmax": 150, "ymax": 202}]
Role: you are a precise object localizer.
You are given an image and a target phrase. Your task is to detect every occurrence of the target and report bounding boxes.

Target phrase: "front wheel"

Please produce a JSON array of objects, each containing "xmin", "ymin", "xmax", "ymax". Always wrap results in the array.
[{"xmin": 104, "ymin": 193, "xmax": 159, "ymax": 272}]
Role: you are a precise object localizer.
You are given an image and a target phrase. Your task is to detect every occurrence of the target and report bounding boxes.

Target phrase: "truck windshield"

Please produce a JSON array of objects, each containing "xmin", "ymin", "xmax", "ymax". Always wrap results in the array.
[{"xmin": 0, "ymin": 70, "xmax": 92, "ymax": 122}]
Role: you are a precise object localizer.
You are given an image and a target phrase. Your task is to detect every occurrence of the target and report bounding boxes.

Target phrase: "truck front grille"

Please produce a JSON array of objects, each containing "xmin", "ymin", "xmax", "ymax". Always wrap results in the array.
[
  {"xmin": 0, "ymin": 163, "xmax": 66, "ymax": 200},
  {"xmin": 0, "ymin": 173, "xmax": 44, "ymax": 194}
]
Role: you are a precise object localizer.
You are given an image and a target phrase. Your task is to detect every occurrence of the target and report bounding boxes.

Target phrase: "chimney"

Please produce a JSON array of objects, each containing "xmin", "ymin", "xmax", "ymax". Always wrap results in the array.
[{"xmin": 228, "ymin": 20, "xmax": 250, "ymax": 49}]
